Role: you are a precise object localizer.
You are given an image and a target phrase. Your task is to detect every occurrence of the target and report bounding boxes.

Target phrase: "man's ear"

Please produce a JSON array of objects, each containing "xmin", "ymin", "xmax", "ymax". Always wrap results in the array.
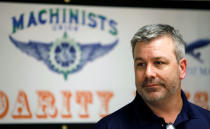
[{"xmin": 179, "ymin": 58, "xmax": 187, "ymax": 79}]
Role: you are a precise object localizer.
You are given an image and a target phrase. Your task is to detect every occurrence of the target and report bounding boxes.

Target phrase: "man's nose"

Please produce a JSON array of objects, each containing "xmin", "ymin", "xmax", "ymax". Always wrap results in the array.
[{"xmin": 145, "ymin": 64, "xmax": 156, "ymax": 78}]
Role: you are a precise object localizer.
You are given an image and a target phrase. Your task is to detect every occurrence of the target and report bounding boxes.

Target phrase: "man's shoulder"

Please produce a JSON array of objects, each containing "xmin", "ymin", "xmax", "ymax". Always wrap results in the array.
[
  {"xmin": 188, "ymin": 102, "xmax": 210, "ymax": 122},
  {"xmin": 103, "ymin": 101, "xmax": 134, "ymax": 119},
  {"xmin": 98, "ymin": 101, "xmax": 134, "ymax": 123},
  {"xmin": 93, "ymin": 101, "xmax": 135, "ymax": 129}
]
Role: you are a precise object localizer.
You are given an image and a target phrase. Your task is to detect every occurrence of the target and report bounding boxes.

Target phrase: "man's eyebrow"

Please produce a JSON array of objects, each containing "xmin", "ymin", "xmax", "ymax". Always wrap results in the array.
[
  {"xmin": 153, "ymin": 57, "xmax": 163, "ymax": 60},
  {"xmin": 134, "ymin": 57, "xmax": 168, "ymax": 62},
  {"xmin": 134, "ymin": 57, "xmax": 143, "ymax": 62},
  {"xmin": 153, "ymin": 57, "xmax": 168, "ymax": 60}
]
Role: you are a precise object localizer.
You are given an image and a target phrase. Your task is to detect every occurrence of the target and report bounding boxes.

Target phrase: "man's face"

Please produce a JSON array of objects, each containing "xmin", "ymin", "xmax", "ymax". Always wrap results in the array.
[{"xmin": 134, "ymin": 35, "xmax": 186, "ymax": 102}]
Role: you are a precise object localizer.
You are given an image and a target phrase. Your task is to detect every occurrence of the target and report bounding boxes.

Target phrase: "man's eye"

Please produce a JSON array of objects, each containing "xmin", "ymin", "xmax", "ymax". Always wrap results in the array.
[
  {"xmin": 137, "ymin": 63, "xmax": 145, "ymax": 67},
  {"xmin": 154, "ymin": 61, "xmax": 163, "ymax": 65}
]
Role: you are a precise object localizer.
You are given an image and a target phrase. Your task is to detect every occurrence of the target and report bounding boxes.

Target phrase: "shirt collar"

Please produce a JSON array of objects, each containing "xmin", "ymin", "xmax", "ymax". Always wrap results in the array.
[
  {"xmin": 179, "ymin": 90, "xmax": 200, "ymax": 119},
  {"xmin": 132, "ymin": 90, "xmax": 198, "ymax": 127},
  {"xmin": 133, "ymin": 91, "xmax": 164, "ymax": 127}
]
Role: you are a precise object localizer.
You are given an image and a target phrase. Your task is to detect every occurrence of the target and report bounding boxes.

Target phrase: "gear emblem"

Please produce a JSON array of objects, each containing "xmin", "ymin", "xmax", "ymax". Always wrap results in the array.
[{"xmin": 49, "ymin": 32, "xmax": 81, "ymax": 80}]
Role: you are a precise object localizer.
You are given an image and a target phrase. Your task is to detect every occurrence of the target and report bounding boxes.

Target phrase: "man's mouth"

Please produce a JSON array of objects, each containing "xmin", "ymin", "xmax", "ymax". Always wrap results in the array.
[{"xmin": 145, "ymin": 84, "xmax": 159, "ymax": 88}]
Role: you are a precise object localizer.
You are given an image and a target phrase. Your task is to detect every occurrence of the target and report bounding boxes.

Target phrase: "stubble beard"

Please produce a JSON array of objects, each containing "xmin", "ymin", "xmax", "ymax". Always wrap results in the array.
[{"xmin": 137, "ymin": 78, "xmax": 179, "ymax": 103}]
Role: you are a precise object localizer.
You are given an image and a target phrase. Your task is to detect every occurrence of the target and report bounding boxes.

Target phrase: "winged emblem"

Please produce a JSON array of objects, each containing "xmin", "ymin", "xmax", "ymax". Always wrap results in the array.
[
  {"xmin": 185, "ymin": 39, "xmax": 210, "ymax": 63},
  {"xmin": 9, "ymin": 33, "xmax": 118, "ymax": 80}
]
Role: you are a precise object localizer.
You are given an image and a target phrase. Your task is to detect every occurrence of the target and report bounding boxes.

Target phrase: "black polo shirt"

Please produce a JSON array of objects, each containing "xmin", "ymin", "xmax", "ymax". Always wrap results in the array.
[{"xmin": 93, "ymin": 90, "xmax": 210, "ymax": 129}]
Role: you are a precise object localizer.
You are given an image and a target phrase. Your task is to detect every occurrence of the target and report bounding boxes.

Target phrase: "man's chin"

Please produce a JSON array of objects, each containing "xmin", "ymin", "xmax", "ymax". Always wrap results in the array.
[{"xmin": 140, "ymin": 90, "xmax": 165, "ymax": 102}]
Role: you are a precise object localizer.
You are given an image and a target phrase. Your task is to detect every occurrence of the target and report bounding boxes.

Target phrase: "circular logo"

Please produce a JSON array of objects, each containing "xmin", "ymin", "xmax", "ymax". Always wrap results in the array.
[{"xmin": 49, "ymin": 36, "xmax": 81, "ymax": 76}]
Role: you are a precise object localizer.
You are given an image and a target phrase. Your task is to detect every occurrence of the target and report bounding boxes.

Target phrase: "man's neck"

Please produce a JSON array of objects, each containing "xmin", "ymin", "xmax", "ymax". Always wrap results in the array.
[{"xmin": 145, "ymin": 91, "xmax": 183, "ymax": 123}]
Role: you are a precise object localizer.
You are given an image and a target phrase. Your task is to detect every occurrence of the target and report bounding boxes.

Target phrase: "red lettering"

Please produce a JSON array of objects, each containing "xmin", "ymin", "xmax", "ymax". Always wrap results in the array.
[
  {"xmin": 76, "ymin": 91, "xmax": 92, "ymax": 118},
  {"xmin": 36, "ymin": 91, "xmax": 57, "ymax": 118},
  {"xmin": 0, "ymin": 90, "xmax": 9, "ymax": 119},
  {"xmin": 96, "ymin": 91, "xmax": 113, "ymax": 117},
  {"xmin": 61, "ymin": 91, "xmax": 72, "ymax": 118},
  {"xmin": 194, "ymin": 91, "xmax": 209, "ymax": 110},
  {"xmin": 12, "ymin": 90, "xmax": 32, "ymax": 119}
]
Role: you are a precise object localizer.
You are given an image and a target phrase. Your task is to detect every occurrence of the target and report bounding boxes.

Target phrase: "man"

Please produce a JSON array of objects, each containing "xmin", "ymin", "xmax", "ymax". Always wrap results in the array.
[{"xmin": 93, "ymin": 24, "xmax": 210, "ymax": 129}]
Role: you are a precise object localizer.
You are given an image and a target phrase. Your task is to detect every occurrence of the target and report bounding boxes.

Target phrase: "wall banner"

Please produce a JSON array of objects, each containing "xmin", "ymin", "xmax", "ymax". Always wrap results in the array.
[{"xmin": 0, "ymin": 2, "xmax": 210, "ymax": 124}]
